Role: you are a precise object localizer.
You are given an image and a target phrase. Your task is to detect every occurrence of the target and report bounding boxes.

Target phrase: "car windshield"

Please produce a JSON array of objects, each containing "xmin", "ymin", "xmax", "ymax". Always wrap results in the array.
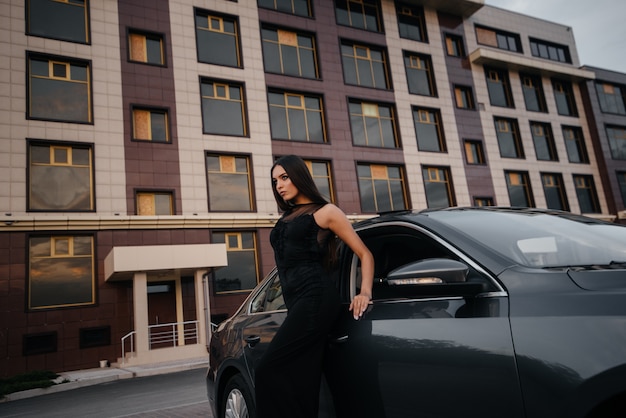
[{"xmin": 426, "ymin": 210, "xmax": 626, "ymax": 268}]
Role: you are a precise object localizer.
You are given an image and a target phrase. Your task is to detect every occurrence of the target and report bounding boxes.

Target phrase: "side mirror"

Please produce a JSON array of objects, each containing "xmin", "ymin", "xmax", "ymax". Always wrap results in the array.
[{"xmin": 386, "ymin": 258, "xmax": 469, "ymax": 285}]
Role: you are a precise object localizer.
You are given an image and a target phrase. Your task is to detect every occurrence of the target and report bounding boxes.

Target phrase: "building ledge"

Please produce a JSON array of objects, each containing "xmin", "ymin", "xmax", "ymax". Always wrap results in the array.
[
  {"xmin": 406, "ymin": 0, "xmax": 484, "ymax": 17},
  {"xmin": 469, "ymin": 47, "xmax": 596, "ymax": 81}
]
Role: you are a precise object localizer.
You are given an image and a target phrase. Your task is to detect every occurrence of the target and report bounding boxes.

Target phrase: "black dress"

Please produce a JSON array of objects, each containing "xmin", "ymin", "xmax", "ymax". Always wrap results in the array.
[{"xmin": 255, "ymin": 203, "xmax": 341, "ymax": 418}]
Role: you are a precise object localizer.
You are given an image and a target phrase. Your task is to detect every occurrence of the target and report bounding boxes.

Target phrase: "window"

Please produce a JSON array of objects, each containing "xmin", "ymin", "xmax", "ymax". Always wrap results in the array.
[
  {"xmin": 413, "ymin": 107, "xmax": 446, "ymax": 152},
  {"xmin": 195, "ymin": 9, "xmax": 241, "ymax": 67},
  {"xmin": 262, "ymin": 27, "xmax": 318, "ymax": 79},
  {"xmin": 422, "ymin": 166, "xmax": 455, "ymax": 208},
  {"xmin": 607, "ymin": 125, "xmax": 626, "ymax": 160},
  {"xmin": 357, "ymin": 163, "xmax": 407, "ymax": 213},
  {"xmin": 28, "ymin": 235, "xmax": 95, "ymax": 310},
  {"xmin": 304, "ymin": 159, "xmax": 334, "ymax": 203},
  {"xmin": 495, "ymin": 118, "xmax": 524, "ymax": 158},
  {"xmin": 573, "ymin": 175, "xmax": 600, "ymax": 213},
  {"xmin": 617, "ymin": 172, "xmax": 626, "ymax": 207},
  {"xmin": 136, "ymin": 191, "xmax": 174, "ymax": 215},
  {"xmin": 335, "ymin": 0, "xmax": 382, "ymax": 33},
  {"xmin": 541, "ymin": 173, "xmax": 569, "ymax": 211},
  {"xmin": 505, "ymin": 171, "xmax": 534, "ymax": 207},
  {"xmin": 341, "ymin": 42, "xmax": 390, "ymax": 89},
  {"xmin": 596, "ymin": 82, "xmax": 626, "ymax": 115},
  {"xmin": 530, "ymin": 38, "xmax": 571, "ymax": 63},
  {"xmin": 79, "ymin": 326, "xmax": 111, "ymax": 349},
  {"xmin": 520, "ymin": 73, "xmax": 547, "ymax": 112},
  {"xmin": 530, "ymin": 122, "xmax": 558, "ymax": 161},
  {"xmin": 474, "ymin": 197, "xmax": 494, "ymax": 206},
  {"xmin": 23, "ymin": 332, "xmax": 58, "ymax": 355},
  {"xmin": 28, "ymin": 53, "xmax": 92, "ymax": 123},
  {"xmin": 206, "ymin": 154, "xmax": 254, "ymax": 211},
  {"xmin": 27, "ymin": 0, "xmax": 89, "ymax": 43},
  {"xmin": 454, "ymin": 85, "xmax": 475, "ymax": 109},
  {"xmin": 404, "ymin": 52, "xmax": 436, "ymax": 96},
  {"xmin": 258, "ymin": 0, "xmax": 312, "ymax": 17},
  {"xmin": 445, "ymin": 33, "xmax": 465, "ymax": 57},
  {"xmin": 552, "ymin": 79, "xmax": 578, "ymax": 117},
  {"xmin": 28, "ymin": 141, "xmax": 94, "ymax": 211},
  {"xmin": 128, "ymin": 30, "xmax": 164, "ymax": 65},
  {"xmin": 349, "ymin": 100, "xmax": 399, "ymax": 148},
  {"xmin": 268, "ymin": 91, "xmax": 325, "ymax": 142},
  {"xmin": 200, "ymin": 79, "xmax": 246, "ymax": 136},
  {"xmin": 562, "ymin": 126, "xmax": 589, "ymax": 163},
  {"xmin": 485, "ymin": 67, "xmax": 514, "ymax": 108},
  {"xmin": 132, "ymin": 107, "xmax": 169, "ymax": 142},
  {"xmin": 464, "ymin": 140, "xmax": 486, "ymax": 165},
  {"xmin": 212, "ymin": 231, "xmax": 259, "ymax": 293},
  {"xmin": 475, "ymin": 25, "xmax": 521, "ymax": 52},
  {"xmin": 396, "ymin": 2, "xmax": 427, "ymax": 42}
]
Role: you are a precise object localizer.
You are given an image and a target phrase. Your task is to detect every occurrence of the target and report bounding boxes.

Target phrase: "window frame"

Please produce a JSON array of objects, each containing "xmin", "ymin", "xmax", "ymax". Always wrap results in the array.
[
  {"xmin": 268, "ymin": 90, "xmax": 326, "ymax": 143},
  {"xmin": 530, "ymin": 121, "xmax": 558, "ymax": 161},
  {"xmin": 396, "ymin": 2, "xmax": 427, "ymax": 43},
  {"xmin": 27, "ymin": 52, "xmax": 93, "ymax": 124},
  {"xmin": 26, "ymin": 0, "xmax": 91, "ymax": 44},
  {"xmin": 485, "ymin": 67, "xmax": 514, "ymax": 108},
  {"xmin": 211, "ymin": 230, "xmax": 260, "ymax": 294},
  {"xmin": 464, "ymin": 139, "xmax": 486, "ymax": 165},
  {"xmin": 261, "ymin": 25, "xmax": 319, "ymax": 79},
  {"xmin": 194, "ymin": 8, "xmax": 242, "ymax": 68},
  {"xmin": 349, "ymin": 99, "xmax": 400, "ymax": 149},
  {"xmin": 404, "ymin": 51, "xmax": 436, "ymax": 97},
  {"xmin": 335, "ymin": 0, "xmax": 383, "ymax": 33},
  {"xmin": 529, "ymin": 37, "xmax": 571, "ymax": 64},
  {"xmin": 573, "ymin": 175, "xmax": 601, "ymax": 214},
  {"xmin": 131, "ymin": 105, "xmax": 171, "ymax": 143},
  {"xmin": 606, "ymin": 125, "xmax": 626, "ymax": 160},
  {"xmin": 135, "ymin": 190, "xmax": 175, "ymax": 215},
  {"xmin": 520, "ymin": 73, "xmax": 547, "ymax": 113},
  {"xmin": 413, "ymin": 107, "xmax": 447, "ymax": 153},
  {"xmin": 127, "ymin": 29, "xmax": 165, "ymax": 66},
  {"xmin": 257, "ymin": 0, "xmax": 313, "ymax": 17},
  {"xmin": 552, "ymin": 79, "xmax": 578, "ymax": 117},
  {"xmin": 200, "ymin": 78, "xmax": 248, "ymax": 137},
  {"xmin": 454, "ymin": 85, "xmax": 475, "ymax": 109},
  {"xmin": 444, "ymin": 33, "xmax": 465, "ymax": 57},
  {"xmin": 205, "ymin": 153, "xmax": 255, "ymax": 212},
  {"xmin": 28, "ymin": 233, "xmax": 96, "ymax": 310},
  {"xmin": 473, "ymin": 197, "xmax": 494, "ymax": 207},
  {"xmin": 540, "ymin": 172, "xmax": 569, "ymax": 211},
  {"xmin": 341, "ymin": 40, "xmax": 391, "ymax": 90},
  {"xmin": 494, "ymin": 117, "xmax": 525, "ymax": 159},
  {"xmin": 596, "ymin": 81, "xmax": 626, "ymax": 115},
  {"xmin": 505, "ymin": 170, "xmax": 535, "ymax": 208},
  {"xmin": 422, "ymin": 165, "xmax": 456, "ymax": 209},
  {"xmin": 562, "ymin": 125, "xmax": 589, "ymax": 164},
  {"xmin": 475, "ymin": 25, "xmax": 522, "ymax": 53},
  {"xmin": 356, "ymin": 162, "xmax": 408, "ymax": 213},
  {"xmin": 27, "ymin": 139, "xmax": 95, "ymax": 212}
]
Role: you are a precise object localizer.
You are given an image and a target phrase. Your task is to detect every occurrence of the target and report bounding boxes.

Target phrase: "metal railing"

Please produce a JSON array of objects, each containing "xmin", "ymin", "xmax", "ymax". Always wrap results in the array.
[{"xmin": 120, "ymin": 320, "xmax": 199, "ymax": 363}]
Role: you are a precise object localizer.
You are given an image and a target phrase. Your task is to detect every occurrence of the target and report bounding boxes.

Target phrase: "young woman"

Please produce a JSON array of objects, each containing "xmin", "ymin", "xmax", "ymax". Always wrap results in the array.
[{"xmin": 254, "ymin": 155, "xmax": 374, "ymax": 418}]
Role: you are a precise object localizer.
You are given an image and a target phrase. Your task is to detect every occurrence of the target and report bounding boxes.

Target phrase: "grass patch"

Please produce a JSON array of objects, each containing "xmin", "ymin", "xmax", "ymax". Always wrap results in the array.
[{"xmin": 0, "ymin": 370, "xmax": 60, "ymax": 398}]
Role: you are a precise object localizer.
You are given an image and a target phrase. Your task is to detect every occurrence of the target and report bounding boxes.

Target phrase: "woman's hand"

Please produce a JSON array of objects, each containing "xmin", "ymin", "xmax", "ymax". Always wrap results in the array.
[{"xmin": 349, "ymin": 292, "xmax": 371, "ymax": 320}]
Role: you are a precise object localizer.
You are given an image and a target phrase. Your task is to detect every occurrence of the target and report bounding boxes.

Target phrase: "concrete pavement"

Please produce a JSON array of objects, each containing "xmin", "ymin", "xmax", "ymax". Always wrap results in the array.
[{"xmin": 1, "ymin": 357, "xmax": 209, "ymax": 403}]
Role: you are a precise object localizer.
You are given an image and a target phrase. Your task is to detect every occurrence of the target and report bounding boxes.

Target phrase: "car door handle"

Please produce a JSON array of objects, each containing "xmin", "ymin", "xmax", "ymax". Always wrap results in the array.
[
  {"xmin": 245, "ymin": 335, "xmax": 261, "ymax": 347},
  {"xmin": 330, "ymin": 335, "xmax": 349, "ymax": 344}
]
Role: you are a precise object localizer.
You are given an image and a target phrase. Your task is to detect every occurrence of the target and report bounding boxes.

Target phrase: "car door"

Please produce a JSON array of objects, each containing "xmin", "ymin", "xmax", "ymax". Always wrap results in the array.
[
  {"xmin": 240, "ymin": 270, "xmax": 287, "ymax": 386},
  {"xmin": 325, "ymin": 222, "xmax": 525, "ymax": 418}
]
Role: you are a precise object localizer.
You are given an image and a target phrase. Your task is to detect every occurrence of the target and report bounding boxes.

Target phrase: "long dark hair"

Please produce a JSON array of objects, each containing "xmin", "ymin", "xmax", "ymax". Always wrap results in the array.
[
  {"xmin": 271, "ymin": 155, "xmax": 338, "ymax": 268},
  {"xmin": 271, "ymin": 155, "xmax": 328, "ymax": 211}
]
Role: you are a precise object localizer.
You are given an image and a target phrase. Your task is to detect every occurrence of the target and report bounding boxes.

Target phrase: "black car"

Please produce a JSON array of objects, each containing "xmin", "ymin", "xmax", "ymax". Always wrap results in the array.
[{"xmin": 206, "ymin": 207, "xmax": 626, "ymax": 418}]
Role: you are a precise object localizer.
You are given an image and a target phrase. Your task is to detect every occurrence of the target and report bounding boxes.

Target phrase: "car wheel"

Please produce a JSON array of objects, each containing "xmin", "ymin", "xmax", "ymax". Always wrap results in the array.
[{"xmin": 221, "ymin": 374, "xmax": 256, "ymax": 418}]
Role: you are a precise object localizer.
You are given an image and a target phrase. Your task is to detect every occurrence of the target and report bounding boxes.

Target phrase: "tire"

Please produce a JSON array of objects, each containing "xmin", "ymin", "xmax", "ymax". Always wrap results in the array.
[{"xmin": 221, "ymin": 374, "xmax": 256, "ymax": 418}]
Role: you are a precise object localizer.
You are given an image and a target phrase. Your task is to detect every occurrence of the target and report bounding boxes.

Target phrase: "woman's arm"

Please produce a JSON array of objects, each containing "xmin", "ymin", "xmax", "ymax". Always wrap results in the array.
[{"xmin": 315, "ymin": 204, "xmax": 374, "ymax": 319}]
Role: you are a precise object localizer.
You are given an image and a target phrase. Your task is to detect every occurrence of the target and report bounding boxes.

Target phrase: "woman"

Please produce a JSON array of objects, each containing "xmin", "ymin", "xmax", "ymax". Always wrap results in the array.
[{"xmin": 254, "ymin": 155, "xmax": 374, "ymax": 418}]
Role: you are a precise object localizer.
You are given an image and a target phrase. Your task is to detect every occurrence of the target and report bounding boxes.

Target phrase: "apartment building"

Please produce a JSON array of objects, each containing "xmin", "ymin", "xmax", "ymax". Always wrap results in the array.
[{"xmin": 1, "ymin": 0, "xmax": 623, "ymax": 376}]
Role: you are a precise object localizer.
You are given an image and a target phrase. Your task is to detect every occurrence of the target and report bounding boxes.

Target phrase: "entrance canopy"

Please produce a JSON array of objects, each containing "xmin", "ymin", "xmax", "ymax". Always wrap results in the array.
[{"xmin": 104, "ymin": 243, "xmax": 227, "ymax": 281}]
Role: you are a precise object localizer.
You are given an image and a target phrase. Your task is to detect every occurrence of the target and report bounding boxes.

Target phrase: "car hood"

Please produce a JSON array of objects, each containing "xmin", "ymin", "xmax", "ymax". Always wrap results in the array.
[{"xmin": 568, "ymin": 269, "xmax": 626, "ymax": 291}]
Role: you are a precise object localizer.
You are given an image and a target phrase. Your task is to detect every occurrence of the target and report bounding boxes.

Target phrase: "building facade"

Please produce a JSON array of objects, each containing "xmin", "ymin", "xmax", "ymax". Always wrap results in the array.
[{"xmin": 1, "ymin": 0, "xmax": 625, "ymax": 376}]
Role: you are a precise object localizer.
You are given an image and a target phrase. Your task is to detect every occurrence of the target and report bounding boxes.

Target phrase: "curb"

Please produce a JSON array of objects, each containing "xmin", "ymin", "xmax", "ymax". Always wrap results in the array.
[{"xmin": 1, "ymin": 359, "xmax": 208, "ymax": 403}]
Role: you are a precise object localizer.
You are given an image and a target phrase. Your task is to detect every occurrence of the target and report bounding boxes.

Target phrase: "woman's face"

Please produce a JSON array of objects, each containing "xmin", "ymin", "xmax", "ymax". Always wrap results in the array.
[{"xmin": 272, "ymin": 164, "xmax": 304, "ymax": 204}]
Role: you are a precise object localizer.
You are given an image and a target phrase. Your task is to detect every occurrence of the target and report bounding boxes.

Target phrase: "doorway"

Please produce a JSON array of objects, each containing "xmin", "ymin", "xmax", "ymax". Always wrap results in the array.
[{"xmin": 147, "ymin": 280, "xmax": 177, "ymax": 349}]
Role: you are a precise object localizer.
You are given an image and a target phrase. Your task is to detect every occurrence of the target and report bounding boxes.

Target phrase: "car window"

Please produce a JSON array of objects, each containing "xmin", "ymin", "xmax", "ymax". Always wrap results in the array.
[
  {"xmin": 349, "ymin": 224, "xmax": 496, "ymax": 301},
  {"xmin": 427, "ymin": 210, "xmax": 626, "ymax": 268},
  {"xmin": 250, "ymin": 272, "xmax": 286, "ymax": 313}
]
